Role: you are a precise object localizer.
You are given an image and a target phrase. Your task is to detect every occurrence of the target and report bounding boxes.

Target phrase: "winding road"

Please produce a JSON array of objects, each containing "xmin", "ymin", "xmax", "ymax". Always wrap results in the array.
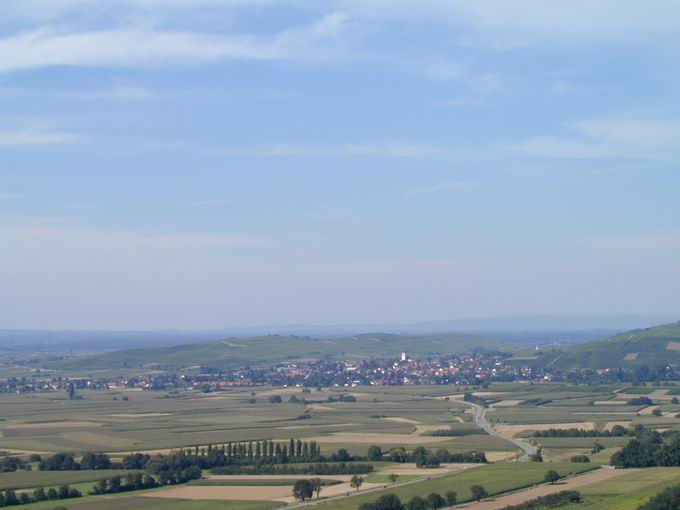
[{"xmin": 464, "ymin": 401, "xmax": 537, "ymax": 461}]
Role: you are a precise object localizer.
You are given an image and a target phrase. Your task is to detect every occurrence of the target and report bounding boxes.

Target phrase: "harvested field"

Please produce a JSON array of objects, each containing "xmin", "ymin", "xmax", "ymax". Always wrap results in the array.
[
  {"xmin": 624, "ymin": 352, "xmax": 639, "ymax": 360},
  {"xmin": 639, "ymin": 405, "xmax": 660, "ymax": 415},
  {"xmin": 495, "ymin": 422, "xmax": 595, "ymax": 437},
  {"xmin": 472, "ymin": 392, "xmax": 511, "ymax": 398},
  {"xmin": 489, "ymin": 400, "xmax": 523, "ymax": 408},
  {"xmin": 603, "ymin": 421, "xmax": 632, "ymax": 431},
  {"xmin": 382, "ymin": 417, "xmax": 421, "ymax": 425},
  {"xmin": 379, "ymin": 463, "xmax": 476, "ymax": 476},
  {"xmin": 108, "ymin": 413, "xmax": 171, "ymax": 418},
  {"xmin": 7, "ymin": 421, "xmax": 103, "ymax": 429},
  {"xmin": 281, "ymin": 482, "xmax": 382, "ymax": 503},
  {"xmin": 667, "ymin": 341, "xmax": 680, "ymax": 350},
  {"xmin": 413, "ymin": 425, "xmax": 445, "ymax": 435},
  {"xmin": 460, "ymin": 467, "xmax": 634, "ymax": 510},
  {"xmin": 485, "ymin": 451, "xmax": 519, "ymax": 462}
]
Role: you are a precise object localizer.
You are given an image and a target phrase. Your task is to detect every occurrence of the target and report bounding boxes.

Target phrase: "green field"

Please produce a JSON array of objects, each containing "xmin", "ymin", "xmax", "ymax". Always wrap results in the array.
[
  {"xmin": 18, "ymin": 496, "xmax": 284, "ymax": 510},
  {"xmin": 0, "ymin": 469, "xmax": 139, "ymax": 490},
  {"xmin": 561, "ymin": 467, "xmax": 680, "ymax": 510},
  {"xmin": 314, "ymin": 463, "xmax": 594, "ymax": 510}
]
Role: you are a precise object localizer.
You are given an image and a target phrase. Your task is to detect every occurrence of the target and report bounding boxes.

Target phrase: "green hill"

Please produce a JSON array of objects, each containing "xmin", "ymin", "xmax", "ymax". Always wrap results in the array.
[
  {"xmin": 49, "ymin": 332, "xmax": 518, "ymax": 371},
  {"xmin": 527, "ymin": 321, "xmax": 680, "ymax": 370}
]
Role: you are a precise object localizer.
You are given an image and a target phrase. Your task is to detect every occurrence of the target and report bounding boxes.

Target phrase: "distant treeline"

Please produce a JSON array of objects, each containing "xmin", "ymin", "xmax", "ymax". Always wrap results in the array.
[
  {"xmin": 385, "ymin": 446, "xmax": 486, "ymax": 468},
  {"xmin": 532, "ymin": 425, "xmax": 631, "ymax": 438},
  {"xmin": 91, "ymin": 473, "xmax": 158, "ymax": 494},
  {"xmin": 212, "ymin": 462, "xmax": 373, "ymax": 476}
]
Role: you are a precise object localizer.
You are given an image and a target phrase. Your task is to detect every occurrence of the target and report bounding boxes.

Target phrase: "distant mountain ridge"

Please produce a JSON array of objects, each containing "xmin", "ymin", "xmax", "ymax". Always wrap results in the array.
[
  {"xmin": 49, "ymin": 331, "xmax": 519, "ymax": 370},
  {"xmin": 2, "ymin": 314, "xmax": 673, "ymax": 350}
]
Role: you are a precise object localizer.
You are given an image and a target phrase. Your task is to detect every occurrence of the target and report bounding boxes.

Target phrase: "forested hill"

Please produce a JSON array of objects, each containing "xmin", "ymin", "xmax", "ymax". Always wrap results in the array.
[
  {"xmin": 48, "ymin": 332, "xmax": 518, "ymax": 370},
  {"xmin": 528, "ymin": 322, "xmax": 680, "ymax": 370}
]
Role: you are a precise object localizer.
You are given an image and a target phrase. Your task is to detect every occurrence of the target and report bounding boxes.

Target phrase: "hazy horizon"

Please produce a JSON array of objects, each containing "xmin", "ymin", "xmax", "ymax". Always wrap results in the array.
[{"xmin": 2, "ymin": 1, "xmax": 679, "ymax": 329}]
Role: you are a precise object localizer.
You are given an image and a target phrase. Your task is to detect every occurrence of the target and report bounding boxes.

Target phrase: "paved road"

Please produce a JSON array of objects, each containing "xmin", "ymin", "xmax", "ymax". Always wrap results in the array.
[{"xmin": 464, "ymin": 401, "xmax": 537, "ymax": 461}]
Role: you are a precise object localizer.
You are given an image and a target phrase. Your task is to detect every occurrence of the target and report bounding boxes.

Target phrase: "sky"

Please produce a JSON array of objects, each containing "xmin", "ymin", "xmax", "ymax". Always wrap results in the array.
[{"xmin": 1, "ymin": 0, "xmax": 680, "ymax": 330}]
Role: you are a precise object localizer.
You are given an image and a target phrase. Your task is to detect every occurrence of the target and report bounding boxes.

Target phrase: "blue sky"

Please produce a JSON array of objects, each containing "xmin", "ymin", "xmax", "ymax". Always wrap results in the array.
[{"xmin": 1, "ymin": 1, "xmax": 679, "ymax": 329}]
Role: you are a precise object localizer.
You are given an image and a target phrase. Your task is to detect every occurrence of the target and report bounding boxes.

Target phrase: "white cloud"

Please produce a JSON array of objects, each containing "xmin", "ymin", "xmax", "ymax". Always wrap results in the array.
[
  {"xmin": 337, "ymin": 0, "xmax": 680, "ymax": 48},
  {"xmin": 512, "ymin": 117, "xmax": 680, "ymax": 160},
  {"xmin": 0, "ymin": 13, "xmax": 352, "ymax": 74},
  {"xmin": 215, "ymin": 141, "xmax": 446, "ymax": 158},
  {"xmin": 0, "ymin": 192, "xmax": 26, "ymax": 201},
  {"xmin": 0, "ymin": 128, "xmax": 81, "ymax": 145},
  {"xmin": 404, "ymin": 180, "xmax": 476, "ymax": 197}
]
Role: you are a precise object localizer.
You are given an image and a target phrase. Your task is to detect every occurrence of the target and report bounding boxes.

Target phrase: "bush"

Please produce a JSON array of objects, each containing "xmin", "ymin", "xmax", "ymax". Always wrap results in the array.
[
  {"xmin": 499, "ymin": 490, "xmax": 581, "ymax": 510},
  {"xmin": 40, "ymin": 453, "xmax": 80, "ymax": 471},
  {"xmin": 360, "ymin": 494, "xmax": 404, "ymax": 510},
  {"xmin": 544, "ymin": 470, "xmax": 560, "ymax": 484},
  {"xmin": 470, "ymin": 485, "xmax": 488, "ymax": 501},
  {"xmin": 426, "ymin": 493, "xmax": 446, "ymax": 509},
  {"xmin": 570, "ymin": 455, "xmax": 590, "ymax": 463},
  {"xmin": 528, "ymin": 453, "xmax": 543, "ymax": 462},
  {"xmin": 406, "ymin": 496, "xmax": 427, "ymax": 510},
  {"xmin": 367, "ymin": 445, "xmax": 383, "ymax": 461},
  {"xmin": 638, "ymin": 484, "xmax": 680, "ymax": 509}
]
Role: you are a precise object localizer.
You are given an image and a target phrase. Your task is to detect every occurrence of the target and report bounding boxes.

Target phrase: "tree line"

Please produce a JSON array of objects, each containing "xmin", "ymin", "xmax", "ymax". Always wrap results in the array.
[
  {"xmin": 532, "ymin": 425, "xmax": 631, "ymax": 438},
  {"xmin": 0, "ymin": 485, "xmax": 81, "ymax": 507}
]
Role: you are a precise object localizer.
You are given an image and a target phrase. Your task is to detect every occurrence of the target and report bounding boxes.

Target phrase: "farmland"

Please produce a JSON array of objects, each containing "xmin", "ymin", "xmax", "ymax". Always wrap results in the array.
[{"xmin": 3, "ymin": 349, "xmax": 680, "ymax": 509}]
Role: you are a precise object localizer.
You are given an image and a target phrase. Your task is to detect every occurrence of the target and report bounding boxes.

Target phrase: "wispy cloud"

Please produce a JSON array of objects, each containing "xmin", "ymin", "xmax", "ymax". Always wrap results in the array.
[
  {"xmin": 217, "ymin": 141, "xmax": 446, "ymax": 158},
  {"xmin": 404, "ymin": 180, "xmax": 476, "ymax": 197},
  {"xmin": 593, "ymin": 233, "xmax": 680, "ymax": 252},
  {"xmin": 512, "ymin": 117, "xmax": 680, "ymax": 160},
  {"xmin": 0, "ymin": 192, "xmax": 26, "ymax": 201},
  {"xmin": 0, "ymin": 13, "xmax": 353, "ymax": 74},
  {"xmin": 338, "ymin": 1, "xmax": 680, "ymax": 49},
  {"xmin": 0, "ymin": 127, "xmax": 81, "ymax": 145}
]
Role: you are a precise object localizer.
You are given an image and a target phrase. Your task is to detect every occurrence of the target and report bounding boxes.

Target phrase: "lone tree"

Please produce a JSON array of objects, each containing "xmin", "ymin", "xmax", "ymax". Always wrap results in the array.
[
  {"xmin": 311, "ymin": 478, "xmax": 323, "ymax": 499},
  {"xmin": 388, "ymin": 473, "xmax": 399, "ymax": 483},
  {"xmin": 544, "ymin": 470, "xmax": 560, "ymax": 485},
  {"xmin": 292, "ymin": 479, "xmax": 314, "ymax": 501},
  {"xmin": 445, "ymin": 491, "xmax": 457, "ymax": 506},
  {"xmin": 426, "ymin": 493, "xmax": 446, "ymax": 509},
  {"xmin": 350, "ymin": 475, "xmax": 364, "ymax": 492},
  {"xmin": 470, "ymin": 485, "xmax": 488, "ymax": 502}
]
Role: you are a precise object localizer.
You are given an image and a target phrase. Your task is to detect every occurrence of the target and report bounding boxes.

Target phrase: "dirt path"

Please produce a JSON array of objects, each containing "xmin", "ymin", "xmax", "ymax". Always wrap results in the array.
[{"xmin": 453, "ymin": 467, "xmax": 633, "ymax": 509}]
